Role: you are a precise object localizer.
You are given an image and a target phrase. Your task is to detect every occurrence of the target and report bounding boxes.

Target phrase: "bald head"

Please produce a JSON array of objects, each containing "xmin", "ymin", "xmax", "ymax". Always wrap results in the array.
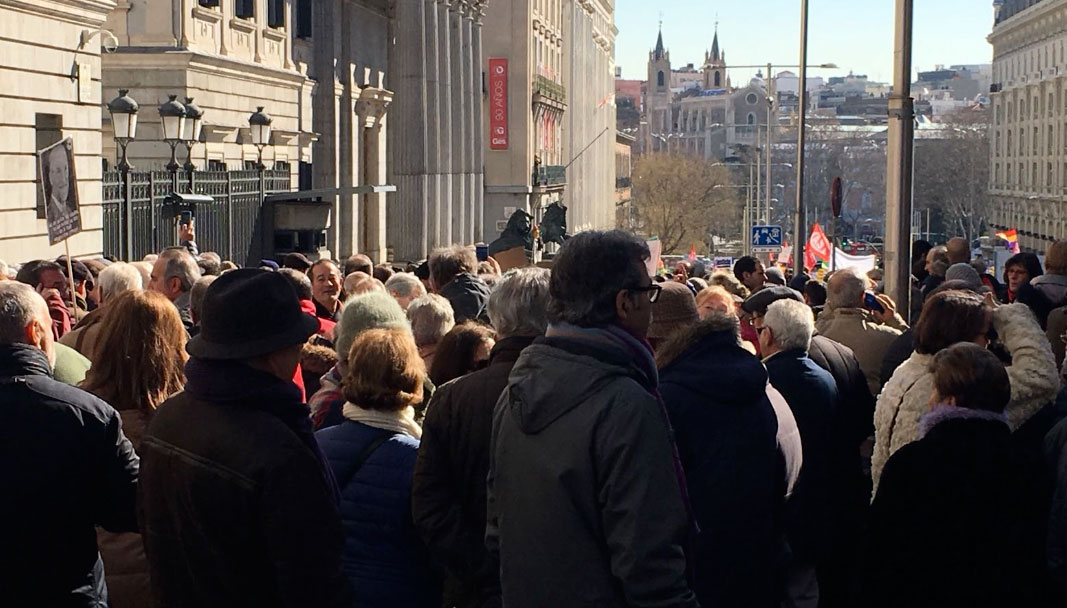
[
  {"xmin": 946, "ymin": 238, "xmax": 970, "ymax": 265},
  {"xmin": 826, "ymin": 267, "xmax": 868, "ymax": 310}
]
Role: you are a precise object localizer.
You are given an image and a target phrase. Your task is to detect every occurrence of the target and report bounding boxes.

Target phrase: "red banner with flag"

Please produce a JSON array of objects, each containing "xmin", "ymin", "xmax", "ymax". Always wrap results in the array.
[{"xmin": 802, "ymin": 222, "xmax": 832, "ymax": 270}]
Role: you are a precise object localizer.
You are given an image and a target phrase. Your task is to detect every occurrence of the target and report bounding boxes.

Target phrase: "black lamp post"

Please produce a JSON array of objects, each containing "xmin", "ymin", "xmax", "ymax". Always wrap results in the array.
[
  {"xmin": 248, "ymin": 106, "xmax": 273, "ymax": 171},
  {"xmin": 158, "ymin": 95, "xmax": 186, "ymax": 182},
  {"xmin": 182, "ymin": 97, "xmax": 204, "ymax": 173}
]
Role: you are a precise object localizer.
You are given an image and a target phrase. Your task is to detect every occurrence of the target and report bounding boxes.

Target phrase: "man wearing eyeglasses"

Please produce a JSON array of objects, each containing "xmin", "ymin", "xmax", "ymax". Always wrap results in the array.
[{"xmin": 487, "ymin": 230, "xmax": 698, "ymax": 608}]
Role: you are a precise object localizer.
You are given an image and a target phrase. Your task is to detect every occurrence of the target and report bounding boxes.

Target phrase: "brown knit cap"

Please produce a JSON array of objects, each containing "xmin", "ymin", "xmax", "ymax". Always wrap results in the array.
[{"xmin": 648, "ymin": 281, "xmax": 699, "ymax": 341}]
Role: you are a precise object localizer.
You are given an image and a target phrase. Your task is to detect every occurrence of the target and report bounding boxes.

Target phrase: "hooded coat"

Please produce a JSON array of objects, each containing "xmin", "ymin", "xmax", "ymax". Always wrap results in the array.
[
  {"xmin": 487, "ymin": 334, "xmax": 698, "ymax": 608},
  {"xmin": 439, "ymin": 273, "xmax": 491, "ymax": 324},
  {"xmin": 657, "ymin": 316, "xmax": 784, "ymax": 608},
  {"xmin": 872, "ymin": 303, "xmax": 1060, "ymax": 494}
]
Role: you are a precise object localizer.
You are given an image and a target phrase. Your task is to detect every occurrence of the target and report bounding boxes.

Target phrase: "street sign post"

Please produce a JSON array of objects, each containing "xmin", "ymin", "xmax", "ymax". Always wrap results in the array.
[{"xmin": 751, "ymin": 225, "xmax": 783, "ymax": 254}]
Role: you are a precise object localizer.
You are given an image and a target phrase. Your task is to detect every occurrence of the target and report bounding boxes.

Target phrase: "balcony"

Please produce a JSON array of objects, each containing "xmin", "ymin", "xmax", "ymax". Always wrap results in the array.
[
  {"xmin": 533, "ymin": 75, "xmax": 567, "ymax": 112},
  {"xmin": 534, "ymin": 164, "xmax": 566, "ymax": 187}
]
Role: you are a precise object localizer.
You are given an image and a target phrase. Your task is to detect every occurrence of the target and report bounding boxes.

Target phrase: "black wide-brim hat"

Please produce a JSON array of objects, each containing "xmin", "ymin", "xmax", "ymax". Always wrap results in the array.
[{"xmin": 187, "ymin": 268, "xmax": 320, "ymax": 360}]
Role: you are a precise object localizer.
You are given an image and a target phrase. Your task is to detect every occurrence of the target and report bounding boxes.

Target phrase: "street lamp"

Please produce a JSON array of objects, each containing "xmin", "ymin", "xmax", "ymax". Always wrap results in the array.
[
  {"xmin": 158, "ymin": 95, "xmax": 186, "ymax": 174},
  {"xmin": 107, "ymin": 89, "xmax": 139, "ymax": 172},
  {"xmin": 182, "ymin": 97, "xmax": 204, "ymax": 173},
  {"xmin": 248, "ymin": 106, "xmax": 273, "ymax": 170}
]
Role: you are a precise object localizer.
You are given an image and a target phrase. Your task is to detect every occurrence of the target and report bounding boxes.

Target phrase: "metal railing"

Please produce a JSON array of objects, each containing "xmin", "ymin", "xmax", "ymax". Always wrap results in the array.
[
  {"xmin": 101, "ymin": 168, "xmax": 292, "ymax": 262},
  {"xmin": 533, "ymin": 164, "xmax": 567, "ymax": 187}
]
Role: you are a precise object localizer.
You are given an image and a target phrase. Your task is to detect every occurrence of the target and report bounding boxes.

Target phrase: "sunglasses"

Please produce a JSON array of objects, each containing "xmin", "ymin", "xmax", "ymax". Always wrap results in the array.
[{"xmin": 628, "ymin": 283, "xmax": 663, "ymax": 303}]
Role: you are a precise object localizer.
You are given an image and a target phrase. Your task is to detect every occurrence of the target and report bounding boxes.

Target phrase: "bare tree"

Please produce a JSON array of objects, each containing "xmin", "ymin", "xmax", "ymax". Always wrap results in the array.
[{"xmin": 631, "ymin": 153, "xmax": 740, "ymax": 254}]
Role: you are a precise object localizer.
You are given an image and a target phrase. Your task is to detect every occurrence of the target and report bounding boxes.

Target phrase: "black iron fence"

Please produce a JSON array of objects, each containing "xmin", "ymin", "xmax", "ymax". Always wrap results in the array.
[{"xmin": 101, "ymin": 169, "xmax": 292, "ymax": 263}]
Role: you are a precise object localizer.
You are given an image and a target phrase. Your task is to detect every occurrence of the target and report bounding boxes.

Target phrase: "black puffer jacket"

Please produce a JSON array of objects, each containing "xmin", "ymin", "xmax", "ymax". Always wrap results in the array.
[
  {"xmin": 439, "ymin": 273, "xmax": 491, "ymax": 324},
  {"xmin": 412, "ymin": 336, "xmax": 535, "ymax": 607},
  {"xmin": 0, "ymin": 344, "xmax": 139, "ymax": 607}
]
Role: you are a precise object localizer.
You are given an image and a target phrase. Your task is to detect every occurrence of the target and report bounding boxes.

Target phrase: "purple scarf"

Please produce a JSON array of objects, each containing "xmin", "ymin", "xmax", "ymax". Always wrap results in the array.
[{"xmin": 545, "ymin": 322, "xmax": 698, "ymax": 536}]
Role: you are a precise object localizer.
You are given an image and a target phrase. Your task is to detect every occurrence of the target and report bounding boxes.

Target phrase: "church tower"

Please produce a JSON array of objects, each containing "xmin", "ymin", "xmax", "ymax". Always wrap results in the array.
[
  {"xmin": 703, "ymin": 26, "xmax": 728, "ymax": 90},
  {"xmin": 647, "ymin": 25, "xmax": 671, "ymax": 100}
]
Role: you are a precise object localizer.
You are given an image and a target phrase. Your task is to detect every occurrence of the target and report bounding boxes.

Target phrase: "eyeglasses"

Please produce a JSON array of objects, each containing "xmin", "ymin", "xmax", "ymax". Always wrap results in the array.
[{"xmin": 628, "ymin": 283, "xmax": 663, "ymax": 303}]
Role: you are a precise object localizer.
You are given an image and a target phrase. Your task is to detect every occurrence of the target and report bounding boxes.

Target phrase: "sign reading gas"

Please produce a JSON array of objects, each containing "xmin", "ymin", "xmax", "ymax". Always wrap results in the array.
[{"xmin": 489, "ymin": 58, "xmax": 509, "ymax": 150}]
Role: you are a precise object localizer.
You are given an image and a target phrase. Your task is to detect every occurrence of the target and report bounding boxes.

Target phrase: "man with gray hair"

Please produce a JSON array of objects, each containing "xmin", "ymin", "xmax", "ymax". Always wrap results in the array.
[
  {"xmin": 59, "ymin": 262, "xmax": 144, "ymax": 360},
  {"xmin": 384, "ymin": 272, "xmax": 426, "ymax": 310},
  {"xmin": 412, "ymin": 267, "xmax": 551, "ymax": 606},
  {"xmin": 756, "ymin": 298, "xmax": 839, "ymax": 607},
  {"xmin": 0, "ymin": 281, "xmax": 140, "ymax": 605},
  {"xmin": 148, "ymin": 246, "xmax": 202, "ymax": 331},
  {"xmin": 407, "ymin": 293, "xmax": 455, "ymax": 369},
  {"xmin": 816, "ymin": 267, "xmax": 905, "ymax": 396}
]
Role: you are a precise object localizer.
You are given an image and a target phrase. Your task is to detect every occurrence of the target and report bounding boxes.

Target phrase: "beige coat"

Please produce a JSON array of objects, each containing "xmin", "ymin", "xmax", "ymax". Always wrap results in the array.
[
  {"xmin": 815, "ymin": 307, "xmax": 905, "ymax": 397},
  {"xmin": 871, "ymin": 303, "xmax": 1059, "ymax": 497}
]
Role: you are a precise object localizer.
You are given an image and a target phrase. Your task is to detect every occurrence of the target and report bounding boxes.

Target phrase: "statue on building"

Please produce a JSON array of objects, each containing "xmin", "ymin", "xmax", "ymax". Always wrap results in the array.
[
  {"xmin": 489, "ymin": 208, "xmax": 534, "ymax": 256},
  {"xmin": 540, "ymin": 201, "xmax": 570, "ymax": 246}
]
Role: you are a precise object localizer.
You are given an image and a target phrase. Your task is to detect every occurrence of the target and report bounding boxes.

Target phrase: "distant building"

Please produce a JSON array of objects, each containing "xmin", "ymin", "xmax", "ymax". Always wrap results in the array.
[
  {"xmin": 988, "ymin": 0, "xmax": 1066, "ymax": 252},
  {"xmin": 639, "ymin": 26, "xmax": 772, "ymax": 161},
  {"xmin": 616, "ymin": 131, "xmax": 634, "ymax": 229}
]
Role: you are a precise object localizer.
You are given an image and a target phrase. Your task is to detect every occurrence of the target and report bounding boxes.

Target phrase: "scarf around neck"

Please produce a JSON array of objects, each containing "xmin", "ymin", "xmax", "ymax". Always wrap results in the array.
[{"xmin": 342, "ymin": 402, "xmax": 422, "ymax": 439}]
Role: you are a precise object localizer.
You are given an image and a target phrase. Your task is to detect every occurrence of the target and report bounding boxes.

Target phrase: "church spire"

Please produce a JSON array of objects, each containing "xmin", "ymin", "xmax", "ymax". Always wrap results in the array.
[
  {"xmin": 710, "ymin": 24, "xmax": 720, "ymax": 62},
  {"xmin": 653, "ymin": 20, "xmax": 666, "ymax": 60}
]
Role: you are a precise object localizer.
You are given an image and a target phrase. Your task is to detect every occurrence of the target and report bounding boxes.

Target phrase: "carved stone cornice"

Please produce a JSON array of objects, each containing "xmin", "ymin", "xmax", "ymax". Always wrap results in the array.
[{"xmin": 355, "ymin": 86, "xmax": 394, "ymax": 129}]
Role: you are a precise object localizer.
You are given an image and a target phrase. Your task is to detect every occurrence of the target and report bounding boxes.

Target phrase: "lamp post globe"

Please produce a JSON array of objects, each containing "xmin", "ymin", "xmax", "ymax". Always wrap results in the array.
[
  {"xmin": 158, "ymin": 95, "xmax": 187, "ymax": 173},
  {"xmin": 248, "ymin": 106, "xmax": 273, "ymax": 169},
  {"xmin": 107, "ymin": 89, "xmax": 139, "ymax": 171},
  {"xmin": 182, "ymin": 97, "xmax": 204, "ymax": 172}
]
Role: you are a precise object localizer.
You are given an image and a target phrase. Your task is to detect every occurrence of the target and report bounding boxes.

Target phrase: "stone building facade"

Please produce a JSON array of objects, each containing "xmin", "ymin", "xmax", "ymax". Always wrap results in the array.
[
  {"xmin": 561, "ymin": 0, "xmax": 617, "ymax": 232},
  {"xmin": 388, "ymin": 0, "xmax": 488, "ymax": 262},
  {"xmin": 0, "ymin": 0, "xmax": 116, "ymax": 261},
  {"xmin": 988, "ymin": 0, "xmax": 1067, "ymax": 252}
]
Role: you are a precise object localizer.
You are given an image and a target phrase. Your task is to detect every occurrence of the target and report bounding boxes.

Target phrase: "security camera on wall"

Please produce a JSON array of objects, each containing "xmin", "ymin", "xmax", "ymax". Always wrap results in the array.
[{"xmin": 79, "ymin": 29, "xmax": 119, "ymax": 53}]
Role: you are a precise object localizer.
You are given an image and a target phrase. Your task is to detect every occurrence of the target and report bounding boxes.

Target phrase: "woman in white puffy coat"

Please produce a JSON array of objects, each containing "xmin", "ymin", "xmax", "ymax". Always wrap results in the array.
[{"xmin": 872, "ymin": 290, "xmax": 1059, "ymax": 496}]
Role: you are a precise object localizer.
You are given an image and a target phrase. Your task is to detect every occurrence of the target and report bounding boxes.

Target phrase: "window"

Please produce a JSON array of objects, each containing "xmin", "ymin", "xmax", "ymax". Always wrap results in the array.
[
  {"xmin": 746, "ymin": 93, "xmax": 758, "ymax": 105},
  {"xmin": 714, "ymin": 71, "xmax": 721, "ymax": 88},
  {"xmin": 1051, "ymin": 93, "xmax": 1056, "ymax": 118},
  {"xmin": 1034, "ymin": 127, "xmax": 1040, "ymax": 155},
  {"xmin": 1008, "ymin": 163, "xmax": 1013, "ymax": 185},
  {"xmin": 1008, "ymin": 102, "xmax": 1013, "ymax": 123},
  {"xmin": 235, "ymin": 0, "xmax": 254, "ymax": 19},
  {"xmin": 657, "ymin": 71, "xmax": 664, "ymax": 87},
  {"xmin": 244, "ymin": 160, "xmax": 258, "ymax": 171},
  {"xmin": 35, "ymin": 114, "xmax": 64, "ymax": 219},
  {"xmin": 1034, "ymin": 164, "xmax": 1039, "ymax": 187},
  {"xmin": 997, "ymin": 131, "xmax": 1002, "ymax": 157},
  {"xmin": 198, "ymin": 0, "xmax": 219, "ymax": 6},
  {"xmin": 207, "ymin": 159, "xmax": 227, "ymax": 171},
  {"xmin": 747, "ymin": 113, "xmax": 756, "ymax": 125},
  {"xmin": 268, "ymin": 0, "xmax": 285, "ymax": 28},
  {"xmin": 1035, "ymin": 97, "xmax": 1040, "ymax": 119},
  {"xmin": 1050, "ymin": 131, "xmax": 1055, "ymax": 155},
  {"xmin": 1008, "ymin": 131, "xmax": 1013, "ymax": 156},
  {"xmin": 295, "ymin": 0, "xmax": 312, "ymax": 37},
  {"xmin": 299, "ymin": 161, "xmax": 313, "ymax": 190},
  {"xmin": 1049, "ymin": 162, "xmax": 1054, "ymax": 188}
]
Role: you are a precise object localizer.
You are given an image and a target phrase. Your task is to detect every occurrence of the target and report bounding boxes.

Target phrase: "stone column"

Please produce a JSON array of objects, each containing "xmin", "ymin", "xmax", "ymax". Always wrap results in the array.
[
  {"xmin": 437, "ymin": 0, "xmax": 453, "ymax": 247},
  {"xmin": 312, "ymin": 0, "xmax": 343, "ymax": 257},
  {"xmin": 219, "ymin": 0, "xmax": 231, "ymax": 55},
  {"xmin": 449, "ymin": 1, "xmax": 466, "ymax": 243},
  {"xmin": 462, "ymin": 4, "xmax": 476, "ymax": 243},
  {"xmin": 388, "ymin": 0, "xmax": 430, "ymax": 261},
  {"xmin": 425, "ymin": 0, "xmax": 442, "ymax": 250},
  {"xmin": 471, "ymin": 2, "xmax": 485, "ymax": 241},
  {"xmin": 358, "ymin": 97, "xmax": 390, "ymax": 262}
]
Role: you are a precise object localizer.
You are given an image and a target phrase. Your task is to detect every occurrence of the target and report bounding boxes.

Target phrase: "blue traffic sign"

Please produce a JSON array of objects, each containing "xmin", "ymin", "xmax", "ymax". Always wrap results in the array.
[{"xmin": 751, "ymin": 225, "xmax": 783, "ymax": 247}]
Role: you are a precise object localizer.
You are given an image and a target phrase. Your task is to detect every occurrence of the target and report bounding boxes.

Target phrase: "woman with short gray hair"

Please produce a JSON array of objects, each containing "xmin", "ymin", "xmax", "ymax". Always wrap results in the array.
[
  {"xmin": 488, "ymin": 267, "xmax": 551, "ymax": 338},
  {"xmin": 407, "ymin": 294, "xmax": 455, "ymax": 369},
  {"xmin": 59, "ymin": 262, "xmax": 144, "ymax": 360}
]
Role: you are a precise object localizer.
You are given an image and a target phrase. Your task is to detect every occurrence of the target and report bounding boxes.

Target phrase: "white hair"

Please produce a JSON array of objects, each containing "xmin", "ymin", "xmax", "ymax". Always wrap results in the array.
[
  {"xmin": 0, "ymin": 281, "xmax": 47, "ymax": 345},
  {"xmin": 827, "ymin": 267, "xmax": 867, "ymax": 310},
  {"xmin": 159, "ymin": 248, "xmax": 201, "ymax": 293},
  {"xmin": 488, "ymin": 267, "xmax": 551, "ymax": 338},
  {"xmin": 764, "ymin": 299, "xmax": 814, "ymax": 352},
  {"xmin": 384, "ymin": 273, "xmax": 425, "ymax": 299},
  {"xmin": 98, "ymin": 262, "xmax": 143, "ymax": 303},
  {"xmin": 406, "ymin": 293, "xmax": 455, "ymax": 347}
]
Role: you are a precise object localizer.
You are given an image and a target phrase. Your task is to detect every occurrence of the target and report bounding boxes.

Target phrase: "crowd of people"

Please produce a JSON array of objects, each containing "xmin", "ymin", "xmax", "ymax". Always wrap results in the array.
[{"xmin": 4, "ymin": 230, "xmax": 1067, "ymax": 607}]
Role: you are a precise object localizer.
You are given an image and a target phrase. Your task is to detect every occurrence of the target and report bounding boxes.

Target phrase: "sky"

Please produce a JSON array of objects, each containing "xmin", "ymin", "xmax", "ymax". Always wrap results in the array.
[{"xmin": 614, "ymin": 0, "xmax": 995, "ymax": 84}]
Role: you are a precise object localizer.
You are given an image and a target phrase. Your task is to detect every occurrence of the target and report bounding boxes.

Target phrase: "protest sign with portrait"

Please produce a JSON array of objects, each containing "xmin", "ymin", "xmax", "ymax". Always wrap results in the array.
[{"xmin": 38, "ymin": 138, "xmax": 82, "ymax": 245}]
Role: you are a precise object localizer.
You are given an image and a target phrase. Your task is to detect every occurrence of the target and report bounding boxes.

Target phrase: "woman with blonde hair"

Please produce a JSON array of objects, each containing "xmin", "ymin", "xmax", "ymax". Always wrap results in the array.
[
  {"xmin": 80, "ymin": 289, "xmax": 187, "ymax": 608},
  {"xmin": 316, "ymin": 327, "xmax": 441, "ymax": 607}
]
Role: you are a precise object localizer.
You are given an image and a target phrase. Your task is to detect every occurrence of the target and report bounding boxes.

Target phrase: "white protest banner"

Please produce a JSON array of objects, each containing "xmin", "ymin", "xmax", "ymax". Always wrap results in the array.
[
  {"xmin": 833, "ymin": 247, "xmax": 877, "ymax": 275},
  {"xmin": 645, "ymin": 238, "xmax": 662, "ymax": 277}
]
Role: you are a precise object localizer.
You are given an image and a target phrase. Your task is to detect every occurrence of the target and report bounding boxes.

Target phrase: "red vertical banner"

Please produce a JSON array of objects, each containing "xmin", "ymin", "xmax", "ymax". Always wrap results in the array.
[{"xmin": 489, "ymin": 58, "xmax": 509, "ymax": 150}]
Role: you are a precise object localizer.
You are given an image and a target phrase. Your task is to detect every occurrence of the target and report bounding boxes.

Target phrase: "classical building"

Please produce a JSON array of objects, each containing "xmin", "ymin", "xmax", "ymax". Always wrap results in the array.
[
  {"xmin": 0, "ymin": 0, "xmax": 116, "ymax": 261},
  {"xmin": 988, "ymin": 0, "xmax": 1067, "ymax": 252},
  {"xmin": 561, "ymin": 0, "xmax": 617, "ymax": 232},
  {"xmin": 638, "ymin": 28, "xmax": 773, "ymax": 161},
  {"xmin": 481, "ymin": 0, "xmax": 616, "ymax": 239},
  {"xmin": 388, "ymin": 0, "xmax": 488, "ymax": 261}
]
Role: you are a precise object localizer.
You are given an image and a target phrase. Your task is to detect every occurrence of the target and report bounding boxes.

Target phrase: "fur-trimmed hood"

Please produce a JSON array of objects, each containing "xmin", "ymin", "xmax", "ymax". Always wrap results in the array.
[
  {"xmin": 656, "ymin": 313, "xmax": 741, "ymax": 370},
  {"xmin": 919, "ymin": 404, "xmax": 1008, "ymax": 438}
]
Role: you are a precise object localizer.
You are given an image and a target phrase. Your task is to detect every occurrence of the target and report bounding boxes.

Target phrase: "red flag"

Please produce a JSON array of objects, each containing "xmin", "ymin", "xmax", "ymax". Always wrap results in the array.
[
  {"xmin": 806, "ymin": 222, "xmax": 832, "ymax": 263},
  {"xmin": 687, "ymin": 245, "xmax": 697, "ymax": 263}
]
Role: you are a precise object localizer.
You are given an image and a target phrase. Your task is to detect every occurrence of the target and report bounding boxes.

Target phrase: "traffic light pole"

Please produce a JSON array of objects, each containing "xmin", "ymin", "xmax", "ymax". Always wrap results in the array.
[{"xmin": 885, "ymin": 0, "xmax": 914, "ymax": 313}]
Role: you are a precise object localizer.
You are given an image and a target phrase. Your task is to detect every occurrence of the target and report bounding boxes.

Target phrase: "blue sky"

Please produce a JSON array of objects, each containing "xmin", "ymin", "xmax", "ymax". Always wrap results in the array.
[{"xmin": 615, "ymin": 0, "xmax": 995, "ymax": 84}]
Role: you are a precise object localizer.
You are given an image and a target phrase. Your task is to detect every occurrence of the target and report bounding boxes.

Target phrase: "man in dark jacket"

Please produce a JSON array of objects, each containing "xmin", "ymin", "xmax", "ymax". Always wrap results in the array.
[
  {"xmin": 657, "ymin": 313, "xmax": 784, "ymax": 608},
  {"xmin": 0, "ymin": 281, "xmax": 140, "ymax": 606},
  {"xmin": 413, "ymin": 267, "xmax": 551, "ymax": 607},
  {"xmin": 756, "ymin": 298, "xmax": 839, "ymax": 608},
  {"xmin": 487, "ymin": 231, "xmax": 698, "ymax": 608},
  {"xmin": 138, "ymin": 269, "xmax": 351, "ymax": 607},
  {"xmin": 430, "ymin": 245, "xmax": 491, "ymax": 323}
]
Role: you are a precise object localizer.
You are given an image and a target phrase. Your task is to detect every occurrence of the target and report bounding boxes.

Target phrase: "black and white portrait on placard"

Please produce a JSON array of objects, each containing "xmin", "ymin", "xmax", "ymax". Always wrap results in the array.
[{"xmin": 39, "ymin": 138, "xmax": 82, "ymax": 245}]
